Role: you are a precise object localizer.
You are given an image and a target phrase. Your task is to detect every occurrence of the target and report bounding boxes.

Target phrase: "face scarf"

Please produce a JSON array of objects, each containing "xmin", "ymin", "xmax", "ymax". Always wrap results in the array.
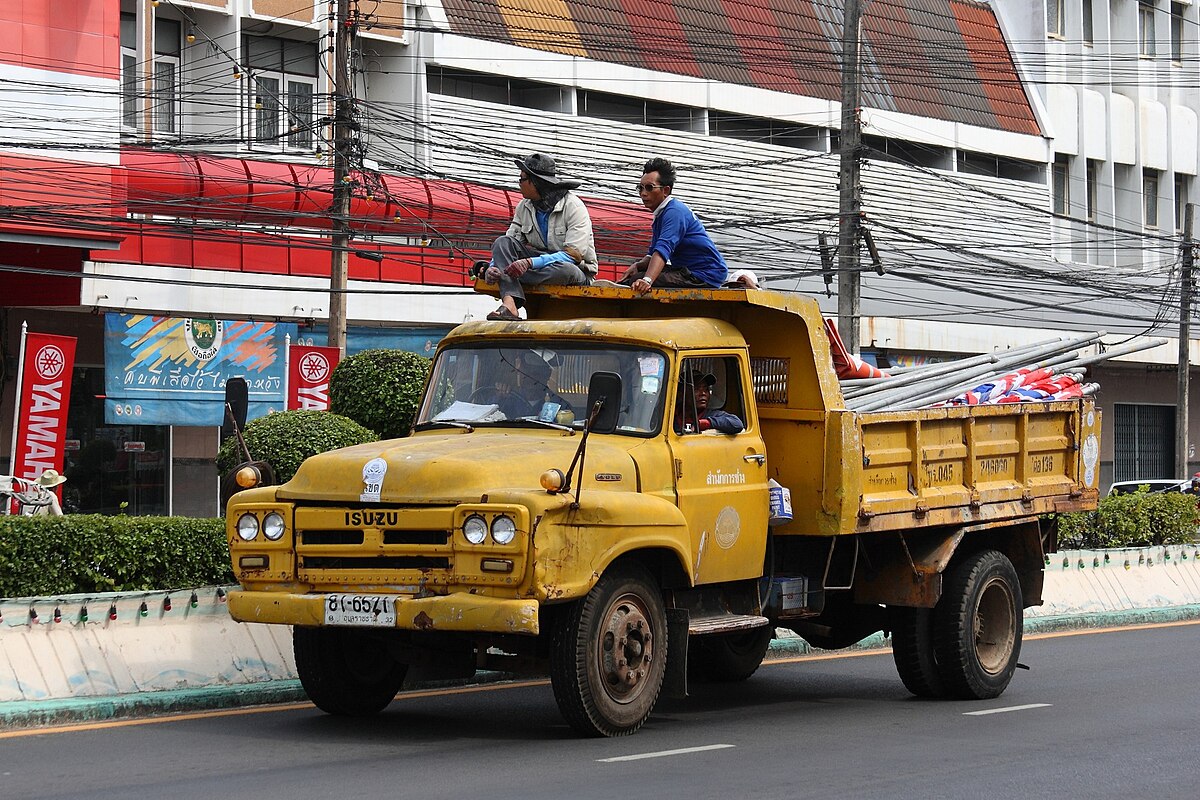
[{"xmin": 530, "ymin": 175, "xmax": 570, "ymax": 212}]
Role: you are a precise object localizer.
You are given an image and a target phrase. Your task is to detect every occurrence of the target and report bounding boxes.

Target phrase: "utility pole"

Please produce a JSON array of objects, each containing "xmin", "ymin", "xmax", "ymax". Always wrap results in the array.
[
  {"xmin": 1177, "ymin": 203, "xmax": 1194, "ymax": 477},
  {"xmin": 328, "ymin": 0, "xmax": 352, "ymax": 353},
  {"xmin": 838, "ymin": 0, "xmax": 863, "ymax": 353}
]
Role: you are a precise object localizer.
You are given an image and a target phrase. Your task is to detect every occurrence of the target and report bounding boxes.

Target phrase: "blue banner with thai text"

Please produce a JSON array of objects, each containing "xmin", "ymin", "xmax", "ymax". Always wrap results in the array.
[{"xmin": 104, "ymin": 314, "xmax": 297, "ymax": 426}]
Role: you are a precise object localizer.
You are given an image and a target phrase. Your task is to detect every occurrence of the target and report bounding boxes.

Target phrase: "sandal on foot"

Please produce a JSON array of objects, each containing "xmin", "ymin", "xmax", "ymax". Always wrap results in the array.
[{"xmin": 486, "ymin": 306, "xmax": 521, "ymax": 321}]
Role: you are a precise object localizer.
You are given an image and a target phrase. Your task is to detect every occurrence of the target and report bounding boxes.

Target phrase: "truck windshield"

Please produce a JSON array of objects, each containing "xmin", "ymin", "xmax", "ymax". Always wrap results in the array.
[{"xmin": 418, "ymin": 343, "xmax": 668, "ymax": 435}]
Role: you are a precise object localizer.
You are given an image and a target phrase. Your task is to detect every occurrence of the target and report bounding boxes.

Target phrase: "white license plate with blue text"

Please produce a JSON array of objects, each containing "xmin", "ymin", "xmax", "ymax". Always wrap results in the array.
[{"xmin": 323, "ymin": 594, "xmax": 396, "ymax": 627}]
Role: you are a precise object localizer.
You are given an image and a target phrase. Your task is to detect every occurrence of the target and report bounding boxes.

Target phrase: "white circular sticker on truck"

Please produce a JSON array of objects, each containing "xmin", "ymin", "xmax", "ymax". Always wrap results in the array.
[
  {"xmin": 1081, "ymin": 434, "xmax": 1099, "ymax": 488},
  {"xmin": 361, "ymin": 457, "xmax": 387, "ymax": 502},
  {"xmin": 715, "ymin": 506, "xmax": 740, "ymax": 549}
]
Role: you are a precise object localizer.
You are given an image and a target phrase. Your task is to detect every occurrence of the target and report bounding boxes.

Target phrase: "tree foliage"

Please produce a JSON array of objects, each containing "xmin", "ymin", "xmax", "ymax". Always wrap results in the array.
[
  {"xmin": 1056, "ymin": 489, "xmax": 1199, "ymax": 549},
  {"xmin": 217, "ymin": 409, "xmax": 376, "ymax": 483},
  {"xmin": 0, "ymin": 515, "xmax": 231, "ymax": 597},
  {"xmin": 330, "ymin": 348, "xmax": 432, "ymax": 439}
]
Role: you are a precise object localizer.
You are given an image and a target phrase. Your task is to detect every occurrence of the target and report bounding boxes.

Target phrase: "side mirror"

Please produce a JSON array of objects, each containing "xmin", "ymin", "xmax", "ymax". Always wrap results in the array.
[{"xmin": 585, "ymin": 372, "xmax": 622, "ymax": 435}]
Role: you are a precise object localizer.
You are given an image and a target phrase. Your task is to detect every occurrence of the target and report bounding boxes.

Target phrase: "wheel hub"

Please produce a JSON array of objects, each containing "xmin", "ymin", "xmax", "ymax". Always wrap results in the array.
[
  {"xmin": 974, "ymin": 576, "xmax": 1016, "ymax": 674},
  {"xmin": 598, "ymin": 593, "xmax": 655, "ymax": 703}
]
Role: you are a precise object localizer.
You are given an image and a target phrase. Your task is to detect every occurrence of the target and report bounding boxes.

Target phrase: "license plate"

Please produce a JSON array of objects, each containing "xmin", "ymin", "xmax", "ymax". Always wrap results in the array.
[{"xmin": 323, "ymin": 594, "xmax": 396, "ymax": 627}]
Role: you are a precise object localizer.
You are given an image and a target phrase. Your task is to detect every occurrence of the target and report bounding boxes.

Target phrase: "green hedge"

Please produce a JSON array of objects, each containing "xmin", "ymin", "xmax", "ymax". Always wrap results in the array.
[
  {"xmin": 1056, "ymin": 489, "xmax": 1199, "ymax": 549},
  {"xmin": 217, "ymin": 409, "xmax": 377, "ymax": 484},
  {"xmin": 0, "ymin": 515, "xmax": 231, "ymax": 598},
  {"xmin": 330, "ymin": 348, "xmax": 431, "ymax": 439}
]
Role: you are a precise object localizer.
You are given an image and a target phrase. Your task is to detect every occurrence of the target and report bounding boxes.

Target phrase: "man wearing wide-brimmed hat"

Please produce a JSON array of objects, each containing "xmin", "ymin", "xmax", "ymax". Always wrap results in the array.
[
  {"xmin": 477, "ymin": 153, "xmax": 597, "ymax": 321},
  {"xmin": 33, "ymin": 469, "xmax": 66, "ymax": 516}
]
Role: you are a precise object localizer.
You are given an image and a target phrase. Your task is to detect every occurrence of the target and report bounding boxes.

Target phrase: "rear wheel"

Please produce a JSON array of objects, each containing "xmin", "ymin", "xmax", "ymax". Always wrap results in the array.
[
  {"xmin": 293, "ymin": 627, "xmax": 408, "ymax": 715},
  {"xmin": 933, "ymin": 550, "xmax": 1022, "ymax": 700},
  {"xmin": 890, "ymin": 606, "xmax": 944, "ymax": 698},
  {"xmin": 549, "ymin": 562, "xmax": 667, "ymax": 737},
  {"xmin": 690, "ymin": 626, "xmax": 774, "ymax": 682}
]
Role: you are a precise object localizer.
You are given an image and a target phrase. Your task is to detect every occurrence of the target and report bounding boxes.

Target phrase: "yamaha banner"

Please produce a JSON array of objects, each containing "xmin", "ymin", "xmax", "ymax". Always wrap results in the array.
[
  {"xmin": 104, "ymin": 314, "xmax": 297, "ymax": 426},
  {"xmin": 11, "ymin": 331, "xmax": 76, "ymax": 485},
  {"xmin": 287, "ymin": 345, "xmax": 341, "ymax": 411}
]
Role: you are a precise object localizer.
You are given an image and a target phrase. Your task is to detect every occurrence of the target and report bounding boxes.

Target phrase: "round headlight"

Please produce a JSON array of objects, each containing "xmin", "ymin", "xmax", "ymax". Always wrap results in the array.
[
  {"xmin": 463, "ymin": 514, "xmax": 488, "ymax": 544},
  {"xmin": 262, "ymin": 512, "xmax": 285, "ymax": 541},
  {"xmin": 491, "ymin": 515, "xmax": 517, "ymax": 545},
  {"xmin": 236, "ymin": 513, "xmax": 259, "ymax": 541}
]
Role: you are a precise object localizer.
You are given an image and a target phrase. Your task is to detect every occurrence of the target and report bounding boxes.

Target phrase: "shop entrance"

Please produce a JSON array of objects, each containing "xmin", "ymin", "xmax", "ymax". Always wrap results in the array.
[{"xmin": 64, "ymin": 367, "xmax": 169, "ymax": 515}]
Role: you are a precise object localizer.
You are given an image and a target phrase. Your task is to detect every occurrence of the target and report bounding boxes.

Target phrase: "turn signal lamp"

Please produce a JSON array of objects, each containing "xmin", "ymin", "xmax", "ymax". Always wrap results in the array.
[
  {"xmin": 236, "ymin": 465, "xmax": 262, "ymax": 489},
  {"xmin": 540, "ymin": 469, "xmax": 565, "ymax": 493}
]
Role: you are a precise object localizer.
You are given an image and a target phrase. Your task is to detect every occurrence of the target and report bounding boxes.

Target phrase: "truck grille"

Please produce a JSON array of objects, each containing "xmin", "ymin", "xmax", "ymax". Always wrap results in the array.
[
  {"xmin": 301, "ymin": 529, "xmax": 450, "ymax": 546},
  {"xmin": 301, "ymin": 556, "xmax": 451, "ymax": 570},
  {"xmin": 294, "ymin": 506, "xmax": 457, "ymax": 586}
]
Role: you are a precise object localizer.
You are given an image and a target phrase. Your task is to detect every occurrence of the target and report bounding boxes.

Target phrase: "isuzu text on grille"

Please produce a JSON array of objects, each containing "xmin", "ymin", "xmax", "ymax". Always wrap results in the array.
[{"xmin": 345, "ymin": 510, "xmax": 400, "ymax": 527}]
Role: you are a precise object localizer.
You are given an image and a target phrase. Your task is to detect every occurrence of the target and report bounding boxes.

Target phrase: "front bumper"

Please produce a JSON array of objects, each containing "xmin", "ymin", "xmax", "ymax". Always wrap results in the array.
[{"xmin": 228, "ymin": 590, "xmax": 540, "ymax": 635}]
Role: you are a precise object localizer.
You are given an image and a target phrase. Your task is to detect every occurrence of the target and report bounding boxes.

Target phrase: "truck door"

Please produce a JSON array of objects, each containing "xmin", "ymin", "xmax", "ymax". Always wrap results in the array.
[{"xmin": 668, "ymin": 355, "xmax": 769, "ymax": 585}]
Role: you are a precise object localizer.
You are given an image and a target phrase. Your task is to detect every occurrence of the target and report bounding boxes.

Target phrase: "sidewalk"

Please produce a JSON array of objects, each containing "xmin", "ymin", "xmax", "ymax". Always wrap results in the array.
[{"xmin": 2, "ymin": 546, "xmax": 1198, "ymax": 730}]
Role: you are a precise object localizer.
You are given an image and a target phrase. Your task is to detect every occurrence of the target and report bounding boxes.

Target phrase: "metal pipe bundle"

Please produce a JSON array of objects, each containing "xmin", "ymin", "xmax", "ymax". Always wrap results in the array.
[{"xmin": 837, "ymin": 330, "xmax": 1148, "ymax": 412}]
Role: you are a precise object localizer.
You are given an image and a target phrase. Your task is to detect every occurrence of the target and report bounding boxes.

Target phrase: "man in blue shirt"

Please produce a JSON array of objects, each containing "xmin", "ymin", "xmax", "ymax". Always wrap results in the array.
[{"xmin": 620, "ymin": 157, "xmax": 728, "ymax": 294}]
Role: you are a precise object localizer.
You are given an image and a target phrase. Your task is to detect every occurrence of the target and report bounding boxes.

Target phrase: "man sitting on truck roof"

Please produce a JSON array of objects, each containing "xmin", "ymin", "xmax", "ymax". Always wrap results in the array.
[
  {"xmin": 619, "ymin": 157, "xmax": 728, "ymax": 295},
  {"xmin": 675, "ymin": 370, "xmax": 744, "ymax": 434},
  {"xmin": 476, "ymin": 153, "xmax": 598, "ymax": 321}
]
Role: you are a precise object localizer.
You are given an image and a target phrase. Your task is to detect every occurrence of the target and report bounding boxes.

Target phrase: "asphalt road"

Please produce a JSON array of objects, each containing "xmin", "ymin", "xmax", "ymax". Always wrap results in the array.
[{"xmin": 2, "ymin": 622, "xmax": 1197, "ymax": 800}]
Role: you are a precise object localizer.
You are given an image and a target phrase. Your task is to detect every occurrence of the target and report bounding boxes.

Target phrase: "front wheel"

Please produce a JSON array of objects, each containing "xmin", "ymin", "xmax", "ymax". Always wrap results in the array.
[
  {"xmin": 293, "ymin": 627, "xmax": 408, "ymax": 716},
  {"xmin": 933, "ymin": 550, "xmax": 1022, "ymax": 700},
  {"xmin": 549, "ymin": 562, "xmax": 668, "ymax": 737}
]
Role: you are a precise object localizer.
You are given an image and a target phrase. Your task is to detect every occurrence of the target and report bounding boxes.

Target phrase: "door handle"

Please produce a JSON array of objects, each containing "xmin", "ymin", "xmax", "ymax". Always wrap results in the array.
[{"xmin": 743, "ymin": 454, "xmax": 766, "ymax": 465}]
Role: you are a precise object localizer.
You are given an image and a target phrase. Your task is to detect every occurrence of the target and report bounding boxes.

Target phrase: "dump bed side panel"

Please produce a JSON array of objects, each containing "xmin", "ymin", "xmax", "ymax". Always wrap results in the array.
[{"xmin": 852, "ymin": 400, "xmax": 1100, "ymax": 533}]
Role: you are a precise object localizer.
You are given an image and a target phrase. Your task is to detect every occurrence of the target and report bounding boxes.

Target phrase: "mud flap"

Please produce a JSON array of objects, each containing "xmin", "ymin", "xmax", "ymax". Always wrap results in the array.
[{"xmin": 664, "ymin": 608, "xmax": 689, "ymax": 699}]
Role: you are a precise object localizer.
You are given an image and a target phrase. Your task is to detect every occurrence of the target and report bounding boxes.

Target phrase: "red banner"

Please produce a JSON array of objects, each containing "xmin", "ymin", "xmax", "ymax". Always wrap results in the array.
[
  {"xmin": 287, "ymin": 345, "xmax": 341, "ymax": 411},
  {"xmin": 12, "ymin": 332, "xmax": 76, "ymax": 484}
]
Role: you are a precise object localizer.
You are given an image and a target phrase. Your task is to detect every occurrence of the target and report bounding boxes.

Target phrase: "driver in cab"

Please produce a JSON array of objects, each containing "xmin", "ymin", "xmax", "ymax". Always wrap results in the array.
[{"xmin": 476, "ymin": 351, "xmax": 573, "ymax": 420}]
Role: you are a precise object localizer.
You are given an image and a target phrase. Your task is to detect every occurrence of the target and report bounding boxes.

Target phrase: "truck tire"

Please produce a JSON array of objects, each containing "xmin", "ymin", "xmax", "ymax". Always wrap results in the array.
[
  {"xmin": 933, "ymin": 550, "xmax": 1022, "ymax": 700},
  {"xmin": 549, "ymin": 562, "xmax": 667, "ymax": 737},
  {"xmin": 293, "ymin": 627, "xmax": 407, "ymax": 716},
  {"xmin": 890, "ymin": 607, "xmax": 944, "ymax": 698},
  {"xmin": 690, "ymin": 626, "xmax": 774, "ymax": 682}
]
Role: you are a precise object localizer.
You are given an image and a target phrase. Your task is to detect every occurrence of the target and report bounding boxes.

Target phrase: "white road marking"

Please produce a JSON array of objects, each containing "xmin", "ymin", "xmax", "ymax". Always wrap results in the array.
[
  {"xmin": 963, "ymin": 703, "xmax": 1052, "ymax": 716},
  {"xmin": 597, "ymin": 744, "xmax": 736, "ymax": 763}
]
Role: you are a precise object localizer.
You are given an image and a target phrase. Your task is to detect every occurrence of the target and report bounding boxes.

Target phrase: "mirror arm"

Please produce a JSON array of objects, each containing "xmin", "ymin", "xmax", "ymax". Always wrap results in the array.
[{"xmin": 563, "ymin": 396, "xmax": 605, "ymax": 510}]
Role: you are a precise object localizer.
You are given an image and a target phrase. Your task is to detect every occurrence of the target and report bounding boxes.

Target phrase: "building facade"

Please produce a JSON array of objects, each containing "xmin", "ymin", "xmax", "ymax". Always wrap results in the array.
[{"xmin": 0, "ymin": 0, "xmax": 1192, "ymax": 516}]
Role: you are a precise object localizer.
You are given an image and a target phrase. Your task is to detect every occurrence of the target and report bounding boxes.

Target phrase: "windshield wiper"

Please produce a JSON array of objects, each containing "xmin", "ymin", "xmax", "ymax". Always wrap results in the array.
[
  {"xmin": 413, "ymin": 420, "xmax": 475, "ymax": 432},
  {"xmin": 495, "ymin": 417, "xmax": 577, "ymax": 434}
]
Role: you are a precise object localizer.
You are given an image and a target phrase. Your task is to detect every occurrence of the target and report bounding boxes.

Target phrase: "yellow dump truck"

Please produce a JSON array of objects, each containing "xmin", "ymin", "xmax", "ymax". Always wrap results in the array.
[{"xmin": 226, "ymin": 285, "xmax": 1100, "ymax": 736}]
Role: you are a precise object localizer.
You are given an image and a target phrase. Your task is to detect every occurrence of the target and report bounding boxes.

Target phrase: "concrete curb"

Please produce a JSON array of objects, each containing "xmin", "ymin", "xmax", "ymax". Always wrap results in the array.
[{"xmin": 2, "ymin": 547, "xmax": 1197, "ymax": 730}]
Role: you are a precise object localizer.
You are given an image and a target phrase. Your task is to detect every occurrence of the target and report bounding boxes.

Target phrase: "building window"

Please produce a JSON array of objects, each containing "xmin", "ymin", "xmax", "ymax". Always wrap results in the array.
[
  {"xmin": 578, "ymin": 89, "xmax": 703, "ymax": 133},
  {"xmin": 244, "ymin": 36, "xmax": 319, "ymax": 150},
  {"xmin": 426, "ymin": 66, "xmax": 570, "ymax": 112},
  {"xmin": 1112, "ymin": 403, "xmax": 1174, "ymax": 482},
  {"xmin": 1086, "ymin": 159, "xmax": 1099, "ymax": 221},
  {"xmin": 1047, "ymin": 0, "xmax": 1065, "ymax": 37},
  {"xmin": 709, "ymin": 111, "xmax": 825, "ymax": 151},
  {"xmin": 120, "ymin": 14, "xmax": 181, "ymax": 135},
  {"xmin": 1176, "ymin": 173, "xmax": 1191, "ymax": 231},
  {"xmin": 1052, "ymin": 155, "xmax": 1071, "ymax": 215},
  {"xmin": 1144, "ymin": 168, "xmax": 1160, "ymax": 227},
  {"xmin": 1083, "ymin": 0, "xmax": 1095, "ymax": 44},
  {"xmin": 1171, "ymin": 2, "xmax": 1185, "ymax": 63},
  {"xmin": 1140, "ymin": 2, "xmax": 1157, "ymax": 57}
]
